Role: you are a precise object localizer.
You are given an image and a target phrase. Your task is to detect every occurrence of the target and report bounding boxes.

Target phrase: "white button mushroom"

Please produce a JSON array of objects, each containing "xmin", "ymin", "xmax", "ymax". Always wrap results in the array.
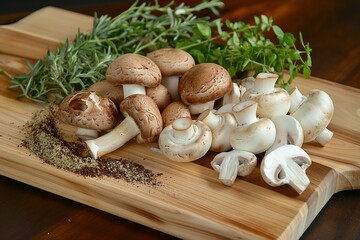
[
  {"xmin": 146, "ymin": 48, "xmax": 195, "ymax": 102},
  {"xmin": 57, "ymin": 91, "xmax": 119, "ymax": 140},
  {"xmin": 179, "ymin": 63, "xmax": 232, "ymax": 115},
  {"xmin": 241, "ymin": 73, "xmax": 290, "ymax": 118},
  {"xmin": 106, "ymin": 53, "xmax": 162, "ymax": 98},
  {"xmin": 289, "ymin": 88, "xmax": 334, "ymax": 146},
  {"xmin": 86, "ymin": 94, "xmax": 162, "ymax": 159},
  {"xmin": 265, "ymin": 115, "xmax": 304, "ymax": 155},
  {"xmin": 197, "ymin": 109, "xmax": 237, "ymax": 152},
  {"xmin": 230, "ymin": 101, "xmax": 276, "ymax": 154},
  {"xmin": 158, "ymin": 117, "xmax": 212, "ymax": 162},
  {"xmin": 211, "ymin": 150, "xmax": 257, "ymax": 186},
  {"xmin": 260, "ymin": 144, "xmax": 312, "ymax": 194}
]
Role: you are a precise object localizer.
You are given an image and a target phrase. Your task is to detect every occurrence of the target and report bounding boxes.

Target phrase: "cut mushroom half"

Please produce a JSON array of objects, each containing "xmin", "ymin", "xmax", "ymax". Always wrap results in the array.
[
  {"xmin": 211, "ymin": 150, "xmax": 257, "ymax": 186},
  {"xmin": 86, "ymin": 94, "xmax": 162, "ymax": 159},
  {"xmin": 158, "ymin": 117, "xmax": 212, "ymax": 162},
  {"xmin": 260, "ymin": 145, "xmax": 312, "ymax": 194}
]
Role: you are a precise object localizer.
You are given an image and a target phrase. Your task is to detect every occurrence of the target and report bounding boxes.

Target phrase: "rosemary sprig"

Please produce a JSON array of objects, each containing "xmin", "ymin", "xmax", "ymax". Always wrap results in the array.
[{"xmin": 6, "ymin": 0, "xmax": 311, "ymax": 103}]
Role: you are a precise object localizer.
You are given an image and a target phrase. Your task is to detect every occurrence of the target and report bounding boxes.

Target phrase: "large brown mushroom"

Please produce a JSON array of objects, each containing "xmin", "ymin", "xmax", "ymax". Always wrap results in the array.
[
  {"xmin": 179, "ymin": 63, "xmax": 232, "ymax": 115},
  {"xmin": 161, "ymin": 101, "xmax": 191, "ymax": 127},
  {"xmin": 85, "ymin": 94, "xmax": 163, "ymax": 159},
  {"xmin": 146, "ymin": 48, "xmax": 195, "ymax": 102},
  {"xmin": 106, "ymin": 53, "xmax": 162, "ymax": 98},
  {"xmin": 57, "ymin": 91, "xmax": 119, "ymax": 140}
]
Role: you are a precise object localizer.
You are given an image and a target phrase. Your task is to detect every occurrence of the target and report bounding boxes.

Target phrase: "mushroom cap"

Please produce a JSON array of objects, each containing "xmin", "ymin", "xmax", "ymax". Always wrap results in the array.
[
  {"xmin": 57, "ymin": 91, "xmax": 119, "ymax": 131},
  {"xmin": 146, "ymin": 84, "xmax": 172, "ymax": 111},
  {"xmin": 120, "ymin": 94, "xmax": 162, "ymax": 143},
  {"xmin": 161, "ymin": 101, "xmax": 191, "ymax": 127},
  {"xmin": 106, "ymin": 53, "xmax": 162, "ymax": 87},
  {"xmin": 88, "ymin": 80, "xmax": 124, "ymax": 105},
  {"xmin": 179, "ymin": 63, "xmax": 232, "ymax": 105},
  {"xmin": 290, "ymin": 89, "xmax": 334, "ymax": 143},
  {"xmin": 146, "ymin": 48, "xmax": 195, "ymax": 77}
]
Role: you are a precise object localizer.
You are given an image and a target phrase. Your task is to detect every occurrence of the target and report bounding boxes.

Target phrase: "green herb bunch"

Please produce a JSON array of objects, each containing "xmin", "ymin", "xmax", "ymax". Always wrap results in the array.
[{"xmin": 8, "ymin": 0, "xmax": 311, "ymax": 103}]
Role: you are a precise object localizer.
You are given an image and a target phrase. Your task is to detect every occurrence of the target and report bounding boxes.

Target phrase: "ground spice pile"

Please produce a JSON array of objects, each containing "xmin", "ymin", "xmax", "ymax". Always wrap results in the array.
[{"xmin": 21, "ymin": 104, "xmax": 163, "ymax": 187}]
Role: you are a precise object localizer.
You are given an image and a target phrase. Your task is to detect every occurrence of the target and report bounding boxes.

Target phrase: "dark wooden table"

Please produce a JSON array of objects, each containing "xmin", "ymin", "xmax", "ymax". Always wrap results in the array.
[{"xmin": 1, "ymin": 1, "xmax": 359, "ymax": 239}]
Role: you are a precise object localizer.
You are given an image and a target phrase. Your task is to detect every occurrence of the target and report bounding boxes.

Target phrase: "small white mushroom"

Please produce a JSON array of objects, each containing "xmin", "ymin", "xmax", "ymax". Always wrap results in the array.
[
  {"xmin": 265, "ymin": 115, "xmax": 304, "ymax": 155},
  {"xmin": 222, "ymin": 82, "xmax": 242, "ymax": 106},
  {"xmin": 197, "ymin": 109, "xmax": 237, "ymax": 152},
  {"xmin": 241, "ymin": 73, "xmax": 290, "ymax": 118},
  {"xmin": 158, "ymin": 117, "xmax": 212, "ymax": 162},
  {"xmin": 230, "ymin": 101, "xmax": 276, "ymax": 154},
  {"xmin": 290, "ymin": 88, "xmax": 334, "ymax": 146},
  {"xmin": 260, "ymin": 145, "xmax": 312, "ymax": 194},
  {"xmin": 211, "ymin": 150, "xmax": 257, "ymax": 186}
]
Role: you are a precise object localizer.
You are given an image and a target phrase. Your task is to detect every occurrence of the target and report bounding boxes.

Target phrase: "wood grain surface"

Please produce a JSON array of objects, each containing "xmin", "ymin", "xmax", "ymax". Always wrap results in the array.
[{"xmin": 0, "ymin": 1, "xmax": 359, "ymax": 239}]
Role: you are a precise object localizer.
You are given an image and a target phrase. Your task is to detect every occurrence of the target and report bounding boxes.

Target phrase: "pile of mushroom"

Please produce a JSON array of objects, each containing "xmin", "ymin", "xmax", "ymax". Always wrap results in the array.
[{"xmin": 56, "ymin": 48, "xmax": 334, "ymax": 195}]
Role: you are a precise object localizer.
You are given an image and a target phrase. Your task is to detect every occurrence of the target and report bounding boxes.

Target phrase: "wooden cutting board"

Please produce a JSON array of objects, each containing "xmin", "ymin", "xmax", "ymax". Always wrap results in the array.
[{"xmin": 0, "ymin": 7, "xmax": 359, "ymax": 240}]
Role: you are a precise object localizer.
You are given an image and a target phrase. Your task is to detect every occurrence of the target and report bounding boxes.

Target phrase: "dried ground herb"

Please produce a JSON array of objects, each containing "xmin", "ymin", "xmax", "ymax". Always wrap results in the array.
[{"xmin": 21, "ymin": 104, "xmax": 163, "ymax": 187}]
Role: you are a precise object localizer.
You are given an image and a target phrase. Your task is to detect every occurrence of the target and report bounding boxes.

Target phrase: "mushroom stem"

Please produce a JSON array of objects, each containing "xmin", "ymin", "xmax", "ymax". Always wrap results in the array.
[
  {"xmin": 76, "ymin": 128, "xmax": 99, "ymax": 140},
  {"xmin": 232, "ymin": 101, "xmax": 258, "ymax": 126},
  {"xmin": 198, "ymin": 109, "xmax": 221, "ymax": 130},
  {"xmin": 253, "ymin": 73, "xmax": 278, "ymax": 94},
  {"xmin": 171, "ymin": 117, "xmax": 195, "ymax": 141},
  {"xmin": 188, "ymin": 101, "xmax": 215, "ymax": 115},
  {"xmin": 280, "ymin": 157, "xmax": 310, "ymax": 194},
  {"xmin": 162, "ymin": 76, "xmax": 180, "ymax": 102},
  {"xmin": 86, "ymin": 116, "xmax": 140, "ymax": 159},
  {"xmin": 218, "ymin": 156, "xmax": 240, "ymax": 186},
  {"xmin": 123, "ymin": 84, "xmax": 146, "ymax": 98},
  {"xmin": 289, "ymin": 87, "xmax": 307, "ymax": 114},
  {"xmin": 315, "ymin": 128, "xmax": 334, "ymax": 146}
]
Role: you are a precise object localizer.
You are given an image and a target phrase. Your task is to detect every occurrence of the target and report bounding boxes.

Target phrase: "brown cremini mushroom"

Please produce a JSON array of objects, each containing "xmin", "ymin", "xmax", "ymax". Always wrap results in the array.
[
  {"xmin": 57, "ymin": 91, "xmax": 119, "ymax": 140},
  {"xmin": 161, "ymin": 101, "xmax": 191, "ymax": 127},
  {"xmin": 179, "ymin": 63, "xmax": 232, "ymax": 115},
  {"xmin": 86, "ymin": 94, "xmax": 163, "ymax": 159},
  {"xmin": 106, "ymin": 53, "xmax": 162, "ymax": 98},
  {"xmin": 88, "ymin": 80, "xmax": 124, "ymax": 106},
  {"xmin": 146, "ymin": 84, "xmax": 172, "ymax": 111},
  {"xmin": 146, "ymin": 48, "xmax": 195, "ymax": 102}
]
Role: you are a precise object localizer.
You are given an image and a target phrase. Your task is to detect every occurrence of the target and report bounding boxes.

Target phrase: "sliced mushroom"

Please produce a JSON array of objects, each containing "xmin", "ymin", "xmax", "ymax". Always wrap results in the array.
[
  {"xmin": 57, "ymin": 91, "xmax": 119, "ymax": 140},
  {"xmin": 161, "ymin": 101, "xmax": 191, "ymax": 127},
  {"xmin": 290, "ymin": 88, "xmax": 334, "ymax": 145},
  {"xmin": 211, "ymin": 150, "xmax": 257, "ymax": 186},
  {"xmin": 230, "ymin": 101, "xmax": 276, "ymax": 154},
  {"xmin": 106, "ymin": 53, "xmax": 161, "ymax": 98},
  {"xmin": 179, "ymin": 63, "xmax": 232, "ymax": 115},
  {"xmin": 158, "ymin": 117, "xmax": 212, "ymax": 162},
  {"xmin": 265, "ymin": 115, "xmax": 304, "ymax": 155},
  {"xmin": 146, "ymin": 48, "xmax": 195, "ymax": 102},
  {"xmin": 241, "ymin": 73, "xmax": 290, "ymax": 118},
  {"xmin": 86, "ymin": 94, "xmax": 162, "ymax": 159},
  {"xmin": 197, "ymin": 109, "xmax": 237, "ymax": 152},
  {"xmin": 260, "ymin": 144, "xmax": 312, "ymax": 194}
]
